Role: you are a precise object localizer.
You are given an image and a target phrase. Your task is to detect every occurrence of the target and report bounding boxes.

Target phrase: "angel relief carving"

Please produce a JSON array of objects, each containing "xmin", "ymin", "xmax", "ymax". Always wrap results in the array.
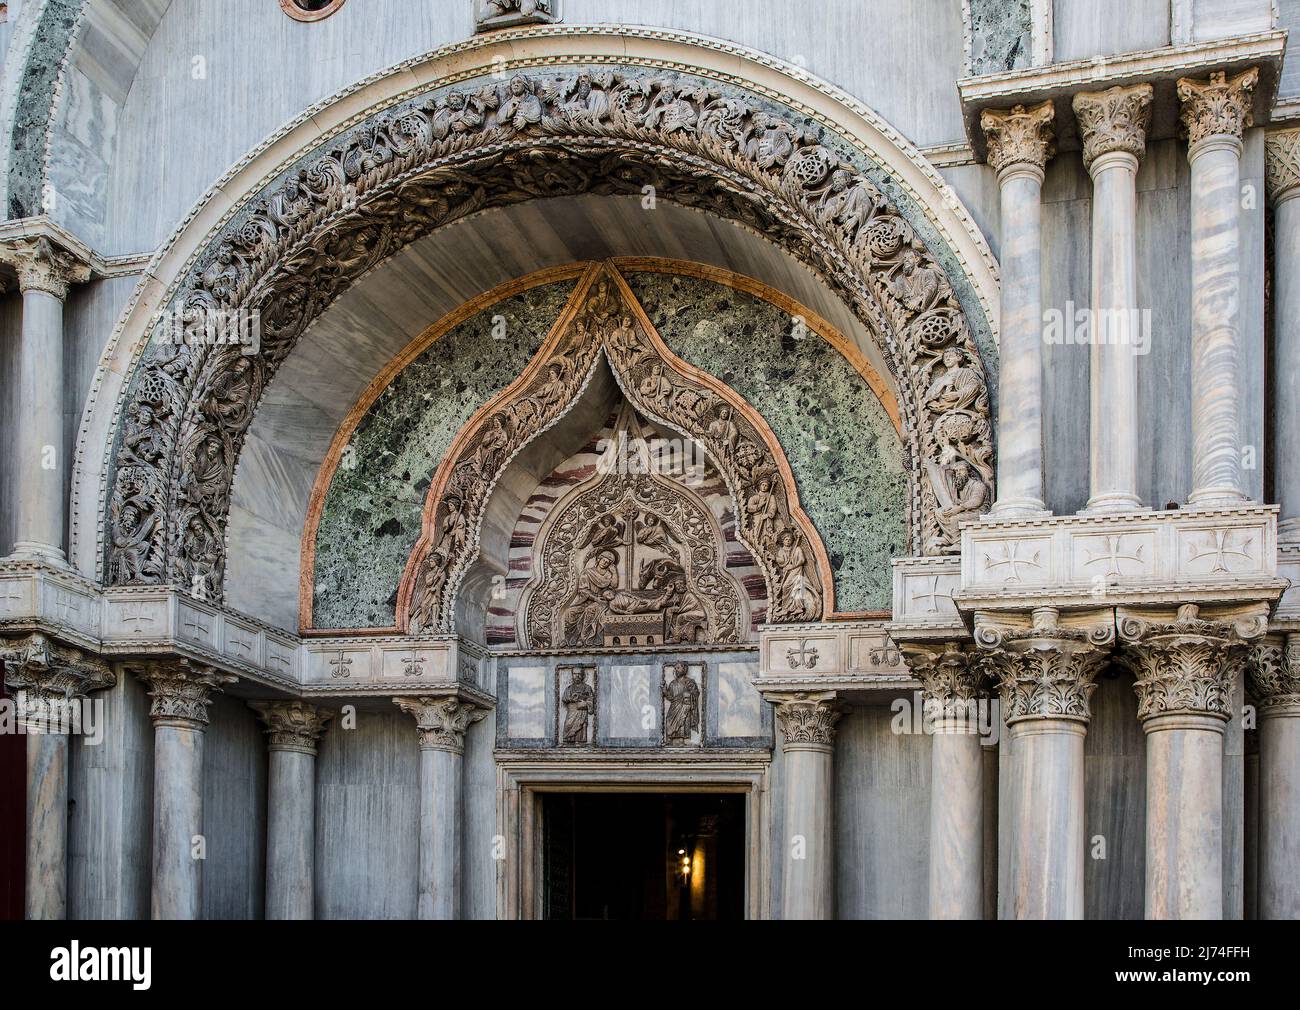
[{"xmin": 403, "ymin": 264, "xmax": 831, "ymax": 636}]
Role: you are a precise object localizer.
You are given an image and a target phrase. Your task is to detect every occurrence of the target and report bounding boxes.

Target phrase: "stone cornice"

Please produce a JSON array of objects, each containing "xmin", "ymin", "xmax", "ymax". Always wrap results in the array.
[
  {"xmin": 765, "ymin": 690, "xmax": 845, "ymax": 746},
  {"xmin": 1116, "ymin": 603, "xmax": 1264, "ymax": 722},
  {"xmin": 980, "ymin": 101, "xmax": 1056, "ymax": 175},
  {"xmin": 249, "ymin": 699, "xmax": 334, "ymax": 754},
  {"xmin": 394, "ymin": 693, "xmax": 491, "ymax": 753},
  {"xmin": 956, "ymin": 30, "xmax": 1285, "ymax": 164},
  {"xmin": 1073, "ymin": 84, "xmax": 1154, "ymax": 169},
  {"xmin": 1177, "ymin": 68, "xmax": 1258, "ymax": 147},
  {"xmin": 132, "ymin": 658, "xmax": 236, "ymax": 729}
]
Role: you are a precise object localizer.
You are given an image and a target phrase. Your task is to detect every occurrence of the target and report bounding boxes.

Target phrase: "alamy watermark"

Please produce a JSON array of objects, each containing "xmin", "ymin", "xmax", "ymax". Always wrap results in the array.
[
  {"xmin": 1043, "ymin": 301, "xmax": 1151, "ymax": 356},
  {"xmin": 0, "ymin": 692, "xmax": 104, "ymax": 744}
]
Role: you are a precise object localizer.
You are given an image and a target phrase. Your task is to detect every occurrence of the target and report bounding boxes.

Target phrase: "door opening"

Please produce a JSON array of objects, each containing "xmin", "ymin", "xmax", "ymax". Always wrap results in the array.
[{"xmin": 541, "ymin": 792, "xmax": 745, "ymax": 920}]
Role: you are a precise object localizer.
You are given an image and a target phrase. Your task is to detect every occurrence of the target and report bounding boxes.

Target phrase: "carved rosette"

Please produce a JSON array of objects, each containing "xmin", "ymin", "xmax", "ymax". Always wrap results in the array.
[
  {"xmin": 980, "ymin": 101, "xmax": 1056, "ymax": 176},
  {"xmin": 1247, "ymin": 637, "xmax": 1300, "ymax": 717},
  {"xmin": 408, "ymin": 265, "xmax": 828, "ymax": 634},
  {"xmin": 0, "ymin": 633, "xmax": 115, "ymax": 727},
  {"xmin": 0, "ymin": 236, "xmax": 92, "ymax": 299},
  {"xmin": 1072, "ymin": 84, "xmax": 1154, "ymax": 170},
  {"xmin": 770, "ymin": 691, "xmax": 844, "ymax": 747},
  {"xmin": 250, "ymin": 700, "xmax": 334, "ymax": 754},
  {"xmin": 1265, "ymin": 128, "xmax": 1300, "ymax": 203},
  {"xmin": 134, "ymin": 659, "xmax": 236, "ymax": 729},
  {"xmin": 1177, "ymin": 68, "xmax": 1258, "ymax": 148},
  {"xmin": 106, "ymin": 64, "xmax": 994, "ymax": 605},
  {"xmin": 394, "ymin": 695, "xmax": 489, "ymax": 753},
  {"xmin": 977, "ymin": 610, "xmax": 1114, "ymax": 725},
  {"xmin": 900, "ymin": 641, "xmax": 985, "ymax": 720},
  {"xmin": 1116, "ymin": 605, "xmax": 1260, "ymax": 723}
]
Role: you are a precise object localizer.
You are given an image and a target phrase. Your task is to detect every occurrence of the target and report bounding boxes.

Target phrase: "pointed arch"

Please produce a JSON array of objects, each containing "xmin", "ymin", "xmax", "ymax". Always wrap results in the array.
[{"xmin": 397, "ymin": 261, "xmax": 834, "ymax": 634}]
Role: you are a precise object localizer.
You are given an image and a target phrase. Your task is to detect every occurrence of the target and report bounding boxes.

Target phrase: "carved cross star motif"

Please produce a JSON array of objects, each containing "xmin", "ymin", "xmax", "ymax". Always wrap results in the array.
[
  {"xmin": 982, "ymin": 541, "xmax": 1042, "ymax": 582},
  {"xmin": 909, "ymin": 575, "xmax": 951, "ymax": 613},
  {"xmin": 1189, "ymin": 529, "xmax": 1254, "ymax": 574},
  {"xmin": 1084, "ymin": 535, "xmax": 1144, "ymax": 578}
]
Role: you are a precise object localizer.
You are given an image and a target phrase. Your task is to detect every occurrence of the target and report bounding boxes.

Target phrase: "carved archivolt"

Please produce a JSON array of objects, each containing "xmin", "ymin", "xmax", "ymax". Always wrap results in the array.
[
  {"xmin": 105, "ymin": 63, "xmax": 994, "ymax": 602},
  {"xmin": 402, "ymin": 263, "xmax": 830, "ymax": 634}
]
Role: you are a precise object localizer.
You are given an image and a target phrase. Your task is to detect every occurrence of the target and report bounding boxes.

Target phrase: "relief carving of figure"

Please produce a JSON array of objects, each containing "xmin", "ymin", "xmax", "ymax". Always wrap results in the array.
[
  {"xmin": 498, "ymin": 75, "xmax": 544, "ymax": 130},
  {"xmin": 577, "ymin": 513, "xmax": 626, "ymax": 551},
  {"xmin": 889, "ymin": 244, "xmax": 949, "ymax": 315},
  {"xmin": 817, "ymin": 169, "xmax": 880, "ymax": 233},
  {"xmin": 430, "ymin": 90, "xmax": 485, "ymax": 140},
  {"xmin": 745, "ymin": 476, "xmax": 780, "ymax": 547},
  {"xmin": 108, "ymin": 498, "xmax": 159, "ymax": 584},
  {"xmin": 638, "ymin": 362, "xmax": 672, "ymax": 403},
  {"xmin": 773, "ymin": 529, "xmax": 820, "ymax": 621},
  {"xmin": 930, "ymin": 459, "xmax": 988, "ymax": 544},
  {"xmin": 560, "ymin": 667, "xmax": 595, "ymax": 745},
  {"xmin": 561, "ymin": 548, "xmax": 621, "ymax": 645},
  {"xmin": 706, "ymin": 404, "xmax": 739, "ymax": 461},
  {"xmin": 559, "ymin": 72, "xmax": 611, "ymax": 124},
  {"xmin": 663, "ymin": 662, "xmax": 701, "ymax": 743},
  {"xmin": 922, "ymin": 347, "xmax": 984, "ymax": 415}
]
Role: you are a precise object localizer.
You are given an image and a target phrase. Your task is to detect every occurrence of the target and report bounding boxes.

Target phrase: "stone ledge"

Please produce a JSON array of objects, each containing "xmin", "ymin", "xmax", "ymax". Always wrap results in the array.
[{"xmin": 957, "ymin": 30, "xmax": 1287, "ymax": 162}]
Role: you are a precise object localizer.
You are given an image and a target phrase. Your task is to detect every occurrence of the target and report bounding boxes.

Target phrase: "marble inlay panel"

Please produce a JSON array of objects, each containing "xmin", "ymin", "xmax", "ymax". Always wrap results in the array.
[
  {"xmin": 601, "ymin": 663, "xmax": 658, "ymax": 743},
  {"xmin": 506, "ymin": 665, "xmax": 547, "ymax": 740},
  {"xmin": 715, "ymin": 660, "xmax": 765, "ymax": 739}
]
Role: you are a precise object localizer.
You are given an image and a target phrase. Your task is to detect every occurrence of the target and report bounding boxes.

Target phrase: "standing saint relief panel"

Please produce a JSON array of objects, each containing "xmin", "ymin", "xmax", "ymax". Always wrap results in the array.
[{"xmin": 402, "ymin": 264, "xmax": 832, "ymax": 637}]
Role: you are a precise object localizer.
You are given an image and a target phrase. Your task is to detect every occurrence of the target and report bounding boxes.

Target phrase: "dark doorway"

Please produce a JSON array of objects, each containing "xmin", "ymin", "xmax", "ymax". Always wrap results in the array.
[{"xmin": 542, "ymin": 792, "xmax": 746, "ymax": 920}]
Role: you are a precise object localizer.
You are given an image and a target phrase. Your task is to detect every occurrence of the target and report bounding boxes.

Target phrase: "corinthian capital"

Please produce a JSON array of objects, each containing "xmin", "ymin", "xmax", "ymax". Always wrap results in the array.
[
  {"xmin": 0, "ymin": 633, "xmax": 114, "ymax": 728},
  {"xmin": 981, "ymin": 101, "xmax": 1056, "ymax": 176},
  {"xmin": 901, "ymin": 641, "xmax": 986, "ymax": 719},
  {"xmin": 134, "ymin": 659, "xmax": 236, "ymax": 729},
  {"xmin": 394, "ymin": 695, "xmax": 489, "ymax": 752},
  {"xmin": 976, "ymin": 609, "xmax": 1113, "ymax": 724},
  {"xmin": 1117, "ymin": 605, "xmax": 1259, "ymax": 722},
  {"xmin": 768, "ymin": 691, "xmax": 844, "ymax": 747},
  {"xmin": 1247, "ymin": 636, "xmax": 1300, "ymax": 716},
  {"xmin": 1072, "ymin": 84, "xmax": 1154, "ymax": 170},
  {"xmin": 250, "ymin": 700, "xmax": 334, "ymax": 754},
  {"xmin": 1177, "ymin": 68, "xmax": 1258, "ymax": 148},
  {"xmin": 1265, "ymin": 128, "xmax": 1300, "ymax": 203},
  {"xmin": 0, "ymin": 236, "xmax": 91, "ymax": 299}
]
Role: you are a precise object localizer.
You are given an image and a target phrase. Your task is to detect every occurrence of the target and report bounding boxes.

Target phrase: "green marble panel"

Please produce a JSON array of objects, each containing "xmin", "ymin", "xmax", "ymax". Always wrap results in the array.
[{"xmin": 625, "ymin": 272, "xmax": 907, "ymax": 612}]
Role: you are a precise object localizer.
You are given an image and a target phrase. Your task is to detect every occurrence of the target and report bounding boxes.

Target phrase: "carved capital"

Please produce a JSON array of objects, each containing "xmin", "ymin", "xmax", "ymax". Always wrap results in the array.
[
  {"xmin": 900, "ymin": 641, "xmax": 986, "ymax": 720},
  {"xmin": 976, "ymin": 609, "xmax": 1113, "ymax": 724},
  {"xmin": 133, "ymin": 659, "xmax": 236, "ymax": 729},
  {"xmin": 768, "ymin": 690, "xmax": 844, "ymax": 747},
  {"xmin": 0, "ymin": 633, "xmax": 115, "ymax": 728},
  {"xmin": 1177, "ymin": 68, "xmax": 1258, "ymax": 148},
  {"xmin": 1265, "ymin": 128, "xmax": 1300, "ymax": 203},
  {"xmin": 1247, "ymin": 636, "xmax": 1300, "ymax": 716},
  {"xmin": 1072, "ymin": 84, "xmax": 1154, "ymax": 171},
  {"xmin": 250, "ymin": 700, "xmax": 334, "ymax": 754},
  {"xmin": 0, "ymin": 236, "xmax": 91, "ymax": 299},
  {"xmin": 981, "ymin": 101, "xmax": 1056, "ymax": 175},
  {"xmin": 394, "ymin": 695, "xmax": 489, "ymax": 752},
  {"xmin": 1117, "ymin": 604, "xmax": 1256, "ymax": 723}
]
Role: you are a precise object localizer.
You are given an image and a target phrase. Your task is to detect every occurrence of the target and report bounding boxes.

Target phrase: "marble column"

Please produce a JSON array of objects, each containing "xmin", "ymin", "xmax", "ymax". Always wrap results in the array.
[
  {"xmin": 394, "ymin": 695, "xmax": 488, "ymax": 920},
  {"xmin": 1266, "ymin": 128, "xmax": 1300, "ymax": 542},
  {"xmin": 1178, "ymin": 70, "xmax": 1259, "ymax": 506},
  {"xmin": 250, "ymin": 701, "xmax": 333, "ymax": 920},
  {"xmin": 1072, "ymin": 85, "xmax": 1153, "ymax": 513},
  {"xmin": 770, "ymin": 691, "xmax": 843, "ymax": 920},
  {"xmin": 0, "ymin": 237, "xmax": 90, "ymax": 564},
  {"xmin": 981, "ymin": 101, "xmax": 1056, "ymax": 516},
  {"xmin": 0, "ymin": 633, "xmax": 114, "ymax": 919},
  {"xmin": 979, "ymin": 608, "xmax": 1112, "ymax": 919},
  {"xmin": 902, "ymin": 642, "xmax": 986, "ymax": 919},
  {"xmin": 1118, "ymin": 605, "xmax": 1256, "ymax": 919},
  {"xmin": 1246, "ymin": 636, "xmax": 1300, "ymax": 919},
  {"xmin": 135, "ymin": 660, "xmax": 235, "ymax": 920}
]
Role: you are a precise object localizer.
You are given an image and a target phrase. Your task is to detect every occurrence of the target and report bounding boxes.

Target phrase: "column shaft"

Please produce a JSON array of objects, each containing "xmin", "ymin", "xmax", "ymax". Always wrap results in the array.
[
  {"xmin": 14, "ymin": 288, "xmax": 66, "ymax": 560},
  {"xmin": 1258, "ymin": 710, "xmax": 1300, "ymax": 918},
  {"xmin": 929, "ymin": 725, "xmax": 984, "ymax": 918},
  {"xmin": 265, "ymin": 748, "xmax": 316, "ymax": 919},
  {"xmin": 1267, "ymin": 130, "xmax": 1300, "ymax": 541},
  {"xmin": 25, "ymin": 731, "xmax": 70, "ymax": 919},
  {"xmin": 782, "ymin": 742, "xmax": 835, "ymax": 920},
  {"xmin": 418, "ymin": 746, "xmax": 463, "ymax": 920},
  {"xmin": 151, "ymin": 723, "xmax": 205, "ymax": 920}
]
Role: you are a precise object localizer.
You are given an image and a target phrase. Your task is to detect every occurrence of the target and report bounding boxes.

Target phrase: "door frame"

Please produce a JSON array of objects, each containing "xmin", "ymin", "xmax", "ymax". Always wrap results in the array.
[{"xmin": 495, "ymin": 752, "xmax": 771, "ymax": 920}]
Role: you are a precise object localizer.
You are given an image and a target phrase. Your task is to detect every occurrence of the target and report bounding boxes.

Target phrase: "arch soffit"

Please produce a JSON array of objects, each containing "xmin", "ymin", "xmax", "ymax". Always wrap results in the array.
[{"xmin": 83, "ymin": 25, "xmax": 1000, "ymax": 600}]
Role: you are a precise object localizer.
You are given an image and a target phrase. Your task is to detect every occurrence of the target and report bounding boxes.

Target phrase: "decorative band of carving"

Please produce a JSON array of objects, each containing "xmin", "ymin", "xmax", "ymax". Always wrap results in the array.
[
  {"xmin": 1247, "ymin": 637, "xmax": 1300, "ymax": 716},
  {"xmin": 0, "ymin": 236, "xmax": 91, "ymax": 300},
  {"xmin": 105, "ymin": 63, "xmax": 993, "ymax": 607},
  {"xmin": 0, "ymin": 633, "xmax": 115, "ymax": 726},
  {"xmin": 769, "ymin": 690, "xmax": 844, "ymax": 746},
  {"xmin": 900, "ymin": 640, "xmax": 986, "ymax": 719},
  {"xmin": 1072, "ymin": 84, "xmax": 1153, "ymax": 170},
  {"xmin": 250, "ymin": 700, "xmax": 334, "ymax": 754},
  {"xmin": 1177, "ymin": 68, "xmax": 1258, "ymax": 148},
  {"xmin": 1117, "ymin": 605, "xmax": 1259, "ymax": 722},
  {"xmin": 980, "ymin": 101, "xmax": 1055, "ymax": 175},
  {"xmin": 133, "ymin": 659, "xmax": 236, "ymax": 728},
  {"xmin": 977, "ymin": 609, "xmax": 1114, "ymax": 724},
  {"xmin": 1265, "ymin": 128, "xmax": 1300, "ymax": 202},
  {"xmin": 394, "ymin": 695, "xmax": 489, "ymax": 752}
]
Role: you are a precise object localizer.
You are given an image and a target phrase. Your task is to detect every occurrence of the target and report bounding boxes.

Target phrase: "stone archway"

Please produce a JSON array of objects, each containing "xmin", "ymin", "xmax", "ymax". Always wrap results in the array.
[
  {"xmin": 93, "ymin": 30, "xmax": 998, "ymax": 607},
  {"xmin": 398, "ymin": 261, "xmax": 833, "ymax": 634}
]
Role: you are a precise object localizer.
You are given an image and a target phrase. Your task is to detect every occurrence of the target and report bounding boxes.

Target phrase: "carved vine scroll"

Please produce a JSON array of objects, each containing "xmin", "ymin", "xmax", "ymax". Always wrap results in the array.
[
  {"xmin": 402, "ymin": 263, "xmax": 831, "ymax": 634},
  {"xmin": 105, "ymin": 63, "xmax": 995, "ymax": 603}
]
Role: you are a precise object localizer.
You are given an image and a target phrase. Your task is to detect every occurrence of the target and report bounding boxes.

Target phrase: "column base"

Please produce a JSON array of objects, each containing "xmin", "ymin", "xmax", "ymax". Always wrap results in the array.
[
  {"xmin": 1082, "ymin": 492, "xmax": 1147, "ymax": 514},
  {"xmin": 1186, "ymin": 489, "xmax": 1252, "ymax": 509},
  {"xmin": 988, "ymin": 498, "xmax": 1051, "ymax": 519},
  {"xmin": 5, "ymin": 542, "xmax": 69, "ymax": 567}
]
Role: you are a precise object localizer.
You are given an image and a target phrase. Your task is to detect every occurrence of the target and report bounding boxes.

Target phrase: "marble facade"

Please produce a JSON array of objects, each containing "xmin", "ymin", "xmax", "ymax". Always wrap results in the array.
[{"xmin": 1, "ymin": 3, "xmax": 1298, "ymax": 922}]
